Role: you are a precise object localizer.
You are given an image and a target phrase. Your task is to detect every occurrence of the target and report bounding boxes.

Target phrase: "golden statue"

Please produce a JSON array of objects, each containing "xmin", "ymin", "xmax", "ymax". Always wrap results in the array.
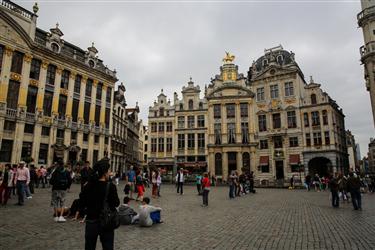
[{"xmin": 223, "ymin": 51, "xmax": 235, "ymax": 64}]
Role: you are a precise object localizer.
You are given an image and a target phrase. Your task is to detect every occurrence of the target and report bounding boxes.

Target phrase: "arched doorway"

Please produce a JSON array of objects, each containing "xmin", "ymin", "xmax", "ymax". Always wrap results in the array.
[
  {"xmin": 308, "ymin": 157, "xmax": 332, "ymax": 177},
  {"xmin": 228, "ymin": 152, "xmax": 237, "ymax": 173},
  {"xmin": 215, "ymin": 153, "xmax": 222, "ymax": 176}
]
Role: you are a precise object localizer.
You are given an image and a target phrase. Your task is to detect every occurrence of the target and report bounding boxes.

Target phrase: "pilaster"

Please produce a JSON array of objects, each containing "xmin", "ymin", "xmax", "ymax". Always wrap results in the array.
[
  {"xmin": 11, "ymin": 122, "xmax": 25, "ymax": 164},
  {"xmin": 32, "ymin": 125, "xmax": 42, "ymax": 164},
  {"xmin": 18, "ymin": 54, "xmax": 32, "ymax": 108},
  {"xmin": 237, "ymin": 151, "xmax": 243, "ymax": 173},
  {"xmin": 223, "ymin": 151, "xmax": 228, "ymax": 180},
  {"xmin": 65, "ymin": 72, "xmax": 76, "ymax": 118},
  {"xmin": 51, "ymin": 66, "xmax": 62, "ymax": 115},
  {"xmin": 36, "ymin": 61, "xmax": 48, "ymax": 112},
  {"xmin": 89, "ymin": 80, "xmax": 98, "ymax": 122},
  {"xmin": 78, "ymin": 76, "xmax": 87, "ymax": 120},
  {"xmin": 0, "ymin": 46, "xmax": 13, "ymax": 104}
]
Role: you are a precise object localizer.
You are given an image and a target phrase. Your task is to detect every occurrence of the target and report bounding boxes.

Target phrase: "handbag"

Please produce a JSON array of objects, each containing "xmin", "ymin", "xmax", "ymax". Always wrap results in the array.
[{"xmin": 99, "ymin": 182, "xmax": 120, "ymax": 231}]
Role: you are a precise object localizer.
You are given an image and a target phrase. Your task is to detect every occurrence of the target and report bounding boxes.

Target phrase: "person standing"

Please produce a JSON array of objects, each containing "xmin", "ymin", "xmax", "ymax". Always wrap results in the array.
[
  {"xmin": 14, "ymin": 161, "xmax": 30, "ymax": 206},
  {"xmin": 126, "ymin": 166, "xmax": 136, "ymax": 199},
  {"xmin": 80, "ymin": 158, "xmax": 120, "ymax": 250},
  {"xmin": 347, "ymin": 172, "xmax": 362, "ymax": 210},
  {"xmin": 151, "ymin": 170, "xmax": 157, "ymax": 198},
  {"xmin": 135, "ymin": 170, "xmax": 145, "ymax": 202},
  {"xmin": 175, "ymin": 168, "xmax": 184, "ymax": 195},
  {"xmin": 201, "ymin": 173, "xmax": 211, "ymax": 207},
  {"xmin": 228, "ymin": 171, "xmax": 236, "ymax": 199},
  {"xmin": 0, "ymin": 164, "xmax": 13, "ymax": 206},
  {"xmin": 196, "ymin": 173, "xmax": 202, "ymax": 195},
  {"xmin": 156, "ymin": 171, "xmax": 162, "ymax": 197},
  {"xmin": 80, "ymin": 161, "xmax": 92, "ymax": 191},
  {"xmin": 305, "ymin": 175, "xmax": 311, "ymax": 191},
  {"xmin": 50, "ymin": 161, "xmax": 72, "ymax": 222},
  {"xmin": 329, "ymin": 173, "xmax": 339, "ymax": 208},
  {"xmin": 29, "ymin": 165, "xmax": 37, "ymax": 194}
]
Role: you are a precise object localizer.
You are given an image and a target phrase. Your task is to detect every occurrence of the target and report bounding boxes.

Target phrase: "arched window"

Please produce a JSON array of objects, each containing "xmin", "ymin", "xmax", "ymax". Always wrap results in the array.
[
  {"xmin": 199, "ymin": 102, "xmax": 203, "ymax": 109},
  {"xmin": 311, "ymin": 94, "xmax": 317, "ymax": 105},
  {"xmin": 51, "ymin": 43, "xmax": 59, "ymax": 53},
  {"xmin": 179, "ymin": 103, "xmax": 183, "ymax": 110},
  {"xmin": 188, "ymin": 99, "xmax": 193, "ymax": 110},
  {"xmin": 263, "ymin": 59, "xmax": 268, "ymax": 67},
  {"xmin": 215, "ymin": 153, "xmax": 222, "ymax": 176},
  {"xmin": 120, "ymin": 109, "xmax": 124, "ymax": 119},
  {"xmin": 243, "ymin": 152, "xmax": 250, "ymax": 172},
  {"xmin": 276, "ymin": 55, "xmax": 283, "ymax": 64},
  {"xmin": 117, "ymin": 107, "xmax": 120, "ymax": 115}
]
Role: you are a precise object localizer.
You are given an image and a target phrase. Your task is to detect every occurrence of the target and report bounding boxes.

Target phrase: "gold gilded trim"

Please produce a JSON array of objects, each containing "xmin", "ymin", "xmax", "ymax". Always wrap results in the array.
[
  {"xmin": 29, "ymin": 79, "xmax": 39, "ymax": 87},
  {"xmin": 5, "ymin": 46, "xmax": 14, "ymax": 57},
  {"xmin": 24, "ymin": 54, "xmax": 33, "ymax": 63},
  {"xmin": 10, "ymin": 72, "xmax": 22, "ymax": 81},
  {"xmin": 60, "ymin": 88, "xmax": 69, "ymax": 96}
]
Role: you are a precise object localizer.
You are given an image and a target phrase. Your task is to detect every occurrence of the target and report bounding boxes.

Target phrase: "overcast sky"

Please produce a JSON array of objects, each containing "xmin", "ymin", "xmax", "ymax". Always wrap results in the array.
[{"xmin": 17, "ymin": 0, "xmax": 374, "ymax": 156}]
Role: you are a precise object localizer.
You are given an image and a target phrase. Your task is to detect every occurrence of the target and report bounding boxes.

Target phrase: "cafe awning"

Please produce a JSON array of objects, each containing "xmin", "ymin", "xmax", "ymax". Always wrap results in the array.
[
  {"xmin": 259, "ymin": 156, "xmax": 269, "ymax": 166},
  {"xmin": 289, "ymin": 154, "xmax": 300, "ymax": 165}
]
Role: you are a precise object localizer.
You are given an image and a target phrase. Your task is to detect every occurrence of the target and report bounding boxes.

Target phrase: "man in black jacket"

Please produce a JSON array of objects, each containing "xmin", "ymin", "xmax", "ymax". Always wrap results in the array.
[
  {"xmin": 347, "ymin": 172, "xmax": 362, "ymax": 210},
  {"xmin": 329, "ymin": 173, "xmax": 339, "ymax": 208}
]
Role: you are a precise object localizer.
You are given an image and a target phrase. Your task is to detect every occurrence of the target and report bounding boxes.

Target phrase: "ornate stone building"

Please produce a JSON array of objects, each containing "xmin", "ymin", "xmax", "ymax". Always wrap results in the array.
[
  {"xmin": 368, "ymin": 138, "xmax": 375, "ymax": 174},
  {"xmin": 148, "ymin": 47, "xmax": 348, "ymax": 186},
  {"xmin": 358, "ymin": 0, "xmax": 375, "ymax": 126},
  {"xmin": 0, "ymin": 1, "xmax": 117, "ymax": 166},
  {"xmin": 111, "ymin": 83, "xmax": 127, "ymax": 172},
  {"xmin": 125, "ymin": 105, "xmax": 141, "ymax": 168},
  {"xmin": 346, "ymin": 130, "xmax": 359, "ymax": 171}
]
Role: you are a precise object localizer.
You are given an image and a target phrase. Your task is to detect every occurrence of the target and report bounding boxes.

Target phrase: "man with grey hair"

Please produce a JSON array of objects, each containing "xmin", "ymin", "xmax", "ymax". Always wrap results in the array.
[
  {"xmin": 176, "ymin": 168, "xmax": 185, "ymax": 195},
  {"xmin": 14, "ymin": 161, "xmax": 30, "ymax": 206}
]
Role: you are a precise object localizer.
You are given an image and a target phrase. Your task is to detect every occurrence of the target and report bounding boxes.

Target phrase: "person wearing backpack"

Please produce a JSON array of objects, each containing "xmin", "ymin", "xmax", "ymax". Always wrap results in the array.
[{"xmin": 50, "ymin": 160, "xmax": 72, "ymax": 222}]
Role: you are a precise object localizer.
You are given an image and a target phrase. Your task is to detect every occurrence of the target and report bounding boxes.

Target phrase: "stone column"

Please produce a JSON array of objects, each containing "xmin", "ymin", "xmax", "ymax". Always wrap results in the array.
[
  {"xmin": 35, "ymin": 61, "xmax": 48, "ymax": 113},
  {"xmin": 17, "ymin": 54, "xmax": 32, "ymax": 109},
  {"xmin": 99, "ymin": 84, "xmax": 107, "ymax": 159},
  {"xmin": 235, "ymin": 102, "xmax": 241, "ymax": 143},
  {"xmin": 0, "ymin": 46, "xmax": 13, "ymax": 105},
  {"xmin": 32, "ymin": 125, "xmax": 42, "ymax": 165},
  {"xmin": 250, "ymin": 147, "xmax": 256, "ymax": 173},
  {"xmin": 87, "ymin": 80, "xmax": 97, "ymax": 163},
  {"xmin": 221, "ymin": 103, "xmax": 226, "ymax": 144},
  {"xmin": 108, "ymin": 86, "xmax": 115, "ymax": 158},
  {"xmin": 223, "ymin": 151, "xmax": 228, "ymax": 181},
  {"xmin": 208, "ymin": 152, "xmax": 214, "ymax": 175},
  {"xmin": 237, "ymin": 151, "xmax": 243, "ymax": 173},
  {"xmin": 51, "ymin": 66, "xmax": 62, "ymax": 116},
  {"xmin": 65, "ymin": 72, "xmax": 75, "ymax": 119},
  {"xmin": 11, "ymin": 122, "xmax": 25, "ymax": 164},
  {"xmin": 78, "ymin": 76, "xmax": 87, "ymax": 122}
]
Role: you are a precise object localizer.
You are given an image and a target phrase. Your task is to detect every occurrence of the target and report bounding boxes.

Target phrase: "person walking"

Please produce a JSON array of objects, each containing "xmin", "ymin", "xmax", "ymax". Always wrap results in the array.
[
  {"xmin": 151, "ymin": 170, "xmax": 157, "ymax": 198},
  {"xmin": 0, "ymin": 164, "xmax": 14, "ymax": 206},
  {"xmin": 313, "ymin": 174, "xmax": 321, "ymax": 192},
  {"xmin": 201, "ymin": 173, "xmax": 211, "ymax": 207},
  {"xmin": 176, "ymin": 168, "xmax": 184, "ymax": 195},
  {"xmin": 228, "ymin": 171, "xmax": 236, "ymax": 199},
  {"xmin": 305, "ymin": 174, "xmax": 311, "ymax": 191},
  {"xmin": 29, "ymin": 165, "xmax": 37, "ymax": 194},
  {"xmin": 156, "ymin": 170, "xmax": 162, "ymax": 197},
  {"xmin": 196, "ymin": 173, "xmax": 202, "ymax": 195},
  {"xmin": 50, "ymin": 160, "xmax": 72, "ymax": 222},
  {"xmin": 80, "ymin": 158, "xmax": 120, "ymax": 250},
  {"xmin": 14, "ymin": 161, "xmax": 30, "ymax": 206},
  {"xmin": 80, "ymin": 161, "xmax": 92, "ymax": 191},
  {"xmin": 126, "ymin": 166, "xmax": 136, "ymax": 199},
  {"xmin": 347, "ymin": 172, "xmax": 362, "ymax": 210},
  {"xmin": 135, "ymin": 170, "xmax": 145, "ymax": 202},
  {"xmin": 329, "ymin": 173, "xmax": 339, "ymax": 208}
]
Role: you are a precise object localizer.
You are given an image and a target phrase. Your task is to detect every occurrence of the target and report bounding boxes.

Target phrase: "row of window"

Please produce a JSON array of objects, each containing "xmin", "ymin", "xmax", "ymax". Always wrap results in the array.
[
  {"xmin": 214, "ymin": 122, "xmax": 249, "ymax": 145},
  {"xmin": 258, "ymin": 111, "xmax": 297, "ymax": 131},
  {"xmin": 177, "ymin": 115, "xmax": 205, "ymax": 129},
  {"xmin": 177, "ymin": 133, "xmax": 205, "ymax": 149},
  {"xmin": 213, "ymin": 103, "xmax": 248, "ymax": 119},
  {"xmin": 303, "ymin": 110, "xmax": 329, "ymax": 127},
  {"xmin": 259, "ymin": 137, "xmax": 299, "ymax": 149},
  {"xmin": 150, "ymin": 122, "xmax": 173, "ymax": 133},
  {"xmin": 150, "ymin": 138, "xmax": 173, "ymax": 152},
  {"xmin": 256, "ymin": 82, "xmax": 294, "ymax": 101}
]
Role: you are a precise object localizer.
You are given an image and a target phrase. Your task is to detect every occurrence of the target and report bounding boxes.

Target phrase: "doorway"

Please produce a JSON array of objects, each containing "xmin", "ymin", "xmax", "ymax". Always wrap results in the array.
[
  {"xmin": 228, "ymin": 152, "xmax": 237, "ymax": 173},
  {"xmin": 275, "ymin": 160, "xmax": 284, "ymax": 180}
]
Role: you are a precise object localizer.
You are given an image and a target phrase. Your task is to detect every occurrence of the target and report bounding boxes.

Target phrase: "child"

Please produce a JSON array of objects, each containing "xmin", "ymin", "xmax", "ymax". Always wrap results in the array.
[
  {"xmin": 118, "ymin": 197, "xmax": 138, "ymax": 225},
  {"xmin": 134, "ymin": 197, "xmax": 162, "ymax": 227}
]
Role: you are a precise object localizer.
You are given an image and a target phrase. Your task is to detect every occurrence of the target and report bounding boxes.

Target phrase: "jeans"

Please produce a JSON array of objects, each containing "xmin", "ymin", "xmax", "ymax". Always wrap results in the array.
[
  {"xmin": 229, "ymin": 185, "xmax": 235, "ymax": 198},
  {"xmin": 202, "ymin": 189, "xmax": 209, "ymax": 205},
  {"xmin": 157, "ymin": 184, "xmax": 161, "ymax": 197},
  {"xmin": 197, "ymin": 184, "xmax": 201, "ymax": 194},
  {"xmin": 29, "ymin": 181, "xmax": 34, "ymax": 194},
  {"xmin": 25, "ymin": 185, "xmax": 32, "ymax": 197},
  {"xmin": 85, "ymin": 220, "xmax": 114, "ymax": 250},
  {"xmin": 150, "ymin": 211, "xmax": 161, "ymax": 223},
  {"xmin": 0, "ymin": 185, "xmax": 11, "ymax": 205},
  {"xmin": 177, "ymin": 182, "xmax": 183, "ymax": 194},
  {"xmin": 350, "ymin": 189, "xmax": 362, "ymax": 210},
  {"xmin": 331, "ymin": 191, "xmax": 339, "ymax": 207},
  {"xmin": 16, "ymin": 180, "xmax": 26, "ymax": 205}
]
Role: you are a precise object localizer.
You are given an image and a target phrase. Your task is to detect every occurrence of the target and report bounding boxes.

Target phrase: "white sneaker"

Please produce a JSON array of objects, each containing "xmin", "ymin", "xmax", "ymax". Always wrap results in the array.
[
  {"xmin": 54, "ymin": 217, "xmax": 59, "ymax": 222},
  {"xmin": 27, "ymin": 196, "xmax": 32, "ymax": 199},
  {"xmin": 58, "ymin": 216, "xmax": 66, "ymax": 222}
]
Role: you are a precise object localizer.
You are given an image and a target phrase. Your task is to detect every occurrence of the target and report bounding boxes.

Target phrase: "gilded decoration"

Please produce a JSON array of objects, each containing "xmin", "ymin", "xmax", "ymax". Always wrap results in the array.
[
  {"xmin": 29, "ymin": 79, "xmax": 39, "ymax": 87},
  {"xmin": 82, "ymin": 75, "xmax": 88, "ymax": 81},
  {"xmin": 24, "ymin": 54, "xmax": 33, "ymax": 63},
  {"xmin": 257, "ymin": 104, "xmax": 266, "ymax": 109},
  {"xmin": 70, "ymin": 72, "xmax": 77, "ymax": 80},
  {"xmin": 93, "ymin": 79, "xmax": 98, "ymax": 87},
  {"xmin": 285, "ymin": 98, "xmax": 296, "ymax": 104},
  {"xmin": 56, "ymin": 66, "xmax": 63, "ymax": 75},
  {"xmin": 43, "ymin": 117, "xmax": 52, "ymax": 124},
  {"xmin": 60, "ymin": 88, "xmax": 68, "ymax": 96},
  {"xmin": 10, "ymin": 72, "xmax": 21, "ymax": 81},
  {"xmin": 5, "ymin": 46, "xmax": 14, "ymax": 57},
  {"xmin": 41, "ymin": 61, "xmax": 49, "ymax": 69},
  {"xmin": 271, "ymin": 99, "xmax": 280, "ymax": 108},
  {"xmin": 223, "ymin": 52, "xmax": 235, "ymax": 64}
]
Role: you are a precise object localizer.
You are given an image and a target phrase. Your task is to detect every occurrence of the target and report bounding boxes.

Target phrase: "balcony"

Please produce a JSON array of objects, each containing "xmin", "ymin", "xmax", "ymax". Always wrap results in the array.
[
  {"xmin": 6, "ymin": 108, "xmax": 17, "ymax": 118},
  {"xmin": 94, "ymin": 126, "xmax": 100, "ymax": 134},
  {"xmin": 360, "ymin": 41, "xmax": 375, "ymax": 60},
  {"xmin": 1, "ymin": 0, "xmax": 35, "ymax": 20},
  {"xmin": 71, "ymin": 122, "xmax": 78, "ymax": 130},
  {"xmin": 25, "ymin": 112, "xmax": 35, "ymax": 122},
  {"xmin": 83, "ymin": 124, "xmax": 90, "ymax": 133},
  {"xmin": 57, "ymin": 118, "xmax": 66, "ymax": 128},
  {"xmin": 357, "ymin": 5, "xmax": 375, "ymax": 26}
]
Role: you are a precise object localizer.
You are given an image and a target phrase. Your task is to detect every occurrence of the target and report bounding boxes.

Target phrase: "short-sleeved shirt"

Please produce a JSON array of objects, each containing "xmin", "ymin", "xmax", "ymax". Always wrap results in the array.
[
  {"xmin": 196, "ymin": 175, "xmax": 202, "ymax": 185},
  {"xmin": 127, "ymin": 170, "xmax": 135, "ymax": 182}
]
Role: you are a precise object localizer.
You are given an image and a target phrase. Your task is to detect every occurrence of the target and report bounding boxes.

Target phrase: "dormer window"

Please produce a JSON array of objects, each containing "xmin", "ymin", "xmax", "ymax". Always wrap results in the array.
[
  {"xmin": 51, "ymin": 43, "xmax": 59, "ymax": 53},
  {"xmin": 199, "ymin": 102, "xmax": 203, "ymax": 109},
  {"xmin": 188, "ymin": 100, "xmax": 193, "ymax": 110},
  {"xmin": 263, "ymin": 59, "xmax": 268, "ymax": 67},
  {"xmin": 311, "ymin": 94, "xmax": 317, "ymax": 105},
  {"xmin": 276, "ymin": 55, "xmax": 283, "ymax": 64},
  {"xmin": 88, "ymin": 60, "xmax": 95, "ymax": 68},
  {"xmin": 180, "ymin": 103, "xmax": 183, "ymax": 110}
]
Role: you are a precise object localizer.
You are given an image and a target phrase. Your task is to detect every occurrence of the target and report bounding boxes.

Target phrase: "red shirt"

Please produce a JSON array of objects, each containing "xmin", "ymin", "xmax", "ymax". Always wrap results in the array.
[{"xmin": 202, "ymin": 177, "xmax": 210, "ymax": 188}]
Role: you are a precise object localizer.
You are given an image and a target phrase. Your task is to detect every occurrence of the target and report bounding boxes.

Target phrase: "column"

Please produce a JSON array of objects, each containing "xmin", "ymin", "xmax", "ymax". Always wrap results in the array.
[
  {"xmin": 65, "ymin": 72, "xmax": 75, "ymax": 119},
  {"xmin": 17, "ymin": 54, "xmax": 32, "ymax": 109},
  {"xmin": 99, "ymin": 83, "xmax": 107, "ymax": 159},
  {"xmin": 108, "ymin": 86, "xmax": 115, "ymax": 158},
  {"xmin": 32, "ymin": 126, "xmax": 42, "ymax": 165},
  {"xmin": 237, "ymin": 151, "xmax": 243, "ymax": 174},
  {"xmin": 223, "ymin": 152, "xmax": 228, "ymax": 180},
  {"xmin": 208, "ymin": 152, "xmax": 214, "ymax": 175},
  {"xmin": 250, "ymin": 147, "xmax": 256, "ymax": 173},
  {"xmin": 0, "ymin": 46, "xmax": 13, "ymax": 105},
  {"xmin": 36, "ymin": 61, "xmax": 48, "ymax": 113},
  {"xmin": 11, "ymin": 122, "xmax": 25, "ymax": 164},
  {"xmin": 221, "ymin": 103, "xmax": 226, "ymax": 144},
  {"xmin": 248, "ymin": 100, "xmax": 255, "ymax": 142},
  {"xmin": 63, "ymin": 129, "xmax": 71, "ymax": 163},
  {"xmin": 235, "ymin": 102, "xmax": 241, "ymax": 143},
  {"xmin": 78, "ymin": 76, "xmax": 87, "ymax": 122},
  {"xmin": 51, "ymin": 66, "xmax": 62, "ymax": 116},
  {"xmin": 89, "ymin": 80, "xmax": 98, "ymax": 123}
]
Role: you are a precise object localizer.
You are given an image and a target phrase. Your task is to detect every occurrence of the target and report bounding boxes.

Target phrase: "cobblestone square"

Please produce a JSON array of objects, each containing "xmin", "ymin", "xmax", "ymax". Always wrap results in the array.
[{"xmin": 1, "ymin": 183, "xmax": 375, "ymax": 250}]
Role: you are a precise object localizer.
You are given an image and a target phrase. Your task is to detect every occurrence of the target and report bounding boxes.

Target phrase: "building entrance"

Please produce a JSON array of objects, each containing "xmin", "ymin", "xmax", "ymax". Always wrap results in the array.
[
  {"xmin": 275, "ymin": 160, "xmax": 284, "ymax": 180},
  {"xmin": 228, "ymin": 152, "xmax": 237, "ymax": 173}
]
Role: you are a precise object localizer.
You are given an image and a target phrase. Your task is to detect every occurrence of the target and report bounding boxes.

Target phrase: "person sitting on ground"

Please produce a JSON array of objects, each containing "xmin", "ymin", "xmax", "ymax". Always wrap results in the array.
[
  {"xmin": 69, "ymin": 197, "xmax": 86, "ymax": 222},
  {"xmin": 118, "ymin": 196, "xmax": 138, "ymax": 225},
  {"xmin": 134, "ymin": 197, "xmax": 162, "ymax": 227}
]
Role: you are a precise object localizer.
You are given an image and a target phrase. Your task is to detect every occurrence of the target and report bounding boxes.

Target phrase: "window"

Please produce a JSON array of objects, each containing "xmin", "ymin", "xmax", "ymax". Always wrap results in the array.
[
  {"xmin": 166, "ymin": 122, "xmax": 172, "ymax": 132},
  {"xmin": 11, "ymin": 51, "xmax": 23, "ymax": 74},
  {"xmin": 56, "ymin": 129, "xmax": 64, "ymax": 139},
  {"xmin": 41, "ymin": 126, "xmax": 50, "ymax": 136},
  {"xmin": 187, "ymin": 134, "xmax": 195, "ymax": 149},
  {"xmin": 29, "ymin": 58, "xmax": 41, "ymax": 80},
  {"xmin": 60, "ymin": 70, "xmax": 70, "ymax": 89},
  {"xmin": 96, "ymin": 83, "xmax": 103, "ymax": 100},
  {"xmin": 179, "ymin": 103, "xmax": 183, "ymax": 110},
  {"xmin": 83, "ymin": 133, "xmax": 89, "ymax": 142},
  {"xmin": 26, "ymin": 86, "xmax": 38, "ymax": 113},
  {"xmin": 199, "ymin": 102, "xmax": 203, "ymax": 109},
  {"xmin": 86, "ymin": 79, "xmax": 93, "ymax": 97},
  {"xmin": 214, "ymin": 124, "xmax": 221, "ymax": 145},
  {"xmin": 313, "ymin": 132, "xmax": 322, "ymax": 146},
  {"xmin": 83, "ymin": 102, "xmax": 90, "ymax": 124},
  {"xmin": 58, "ymin": 95, "xmax": 67, "ymax": 119},
  {"xmin": 159, "ymin": 108, "xmax": 164, "ymax": 117},
  {"xmin": 72, "ymin": 99, "xmax": 79, "ymax": 122},
  {"xmin": 260, "ymin": 139, "xmax": 268, "ymax": 149},
  {"xmin": 198, "ymin": 155, "xmax": 206, "ymax": 162},
  {"xmin": 0, "ymin": 46, "xmax": 4, "ymax": 72},
  {"xmin": 228, "ymin": 123, "xmax": 236, "ymax": 144},
  {"xmin": 154, "ymin": 111, "xmax": 157, "ymax": 117},
  {"xmin": 274, "ymin": 136, "xmax": 283, "ymax": 148},
  {"xmin": 94, "ymin": 135, "xmax": 99, "ymax": 144},
  {"xmin": 151, "ymin": 138, "xmax": 157, "ymax": 152},
  {"xmin": 178, "ymin": 134, "xmax": 185, "ymax": 149},
  {"xmin": 74, "ymin": 75, "xmax": 81, "ymax": 93},
  {"xmin": 215, "ymin": 153, "xmax": 222, "ymax": 175},
  {"xmin": 106, "ymin": 87, "xmax": 112, "ymax": 103},
  {"xmin": 272, "ymin": 113, "xmax": 281, "ymax": 129},
  {"xmin": 178, "ymin": 116, "xmax": 185, "ymax": 129},
  {"xmin": 24, "ymin": 124, "xmax": 34, "ymax": 134},
  {"xmin": 105, "ymin": 108, "xmax": 110, "ymax": 129},
  {"xmin": 4, "ymin": 120, "xmax": 15, "ymax": 131},
  {"xmin": 304, "ymin": 113, "xmax": 309, "ymax": 127},
  {"xmin": 277, "ymin": 55, "xmax": 283, "ymax": 64},
  {"xmin": 289, "ymin": 137, "xmax": 299, "ymax": 147},
  {"xmin": 270, "ymin": 84, "xmax": 279, "ymax": 99},
  {"xmin": 94, "ymin": 105, "xmax": 100, "ymax": 126},
  {"xmin": 311, "ymin": 111, "xmax": 320, "ymax": 126},
  {"xmin": 166, "ymin": 110, "xmax": 170, "ymax": 116},
  {"xmin": 198, "ymin": 133, "xmax": 205, "ymax": 148},
  {"xmin": 306, "ymin": 133, "xmax": 311, "ymax": 146},
  {"xmin": 214, "ymin": 104, "xmax": 221, "ymax": 118},
  {"xmin": 311, "ymin": 94, "xmax": 317, "ymax": 104},
  {"xmin": 284, "ymin": 82, "xmax": 294, "ymax": 96},
  {"xmin": 46, "ymin": 64, "xmax": 56, "ymax": 85},
  {"xmin": 151, "ymin": 122, "xmax": 157, "ymax": 132},
  {"xmin": 240, "ymin": 103, "xmax": 248, "ymax": 117},
  {"xmin": 71, "ymin": 131, "xmax": 77, "ymax": 140},
  {"xmin": 0, "ymin": 139, "xmax": 13, "ymax": 162},
  {"xmin": 166, "ymin": 138, "xmax": 172, "ymax": 152},
  {"xmin": 43, "ymin": 91, "xmax": 53, "ymax": 117},
  {"xmin": 188, "ymin": 99, "xmax": 193, "ymax": 110},
  {"xmin": 197, "ymin": 115, "xmax": 205, "ymax": 127},
  {"xmin": 6, "ymin": 80, "xmax": 20, "ymax": 109},
  {"xmin": 51, "ymin": 43, "xmax": 59, "ymax": 53},
  {"xmin": 258, "ymin": 114, "xmax": 267, "ymax": 132},
  {"xmin": 226, "ymin": 104, "xmax": 235, "ymax": 118},
  {"xmin": 158, "ymin": 122, "xmax": 165, "ymax": 132},
  {"xmin": 241, "ymin": 122, "xmax": 249, "ymax": 144},
  {"xmin": 93, "ymin": 150, "xmax": 99, "ymax": 165},
  {"xmin": 261, "ymin": 164, "xmax": 270, "ymax": 173},
  {"xmin": 322, "ymin": 110, "xmax": 328, "ymax": 125},
  {"xmin": 89, "ymin": 60, "xmax": 95, "ymax": 68},
  {"xmin": 38, "ymin": 143, "xmax": 48, "ymax": 164},
  {"xmin": 187, "ymin": 156, "xmax": 195, "ymax": 162},
  {"xmin": 81, "ymin": 149, "xmax": 88, "ymax": 161},
  {"xmin": 324, "ymin": 131, "xmax": 330, "ymax": 145},
  {"xmin": 187, "ymin": 116, "xmax": 195, "ymax": 128},
  {"xmin": 256, "ymin": 87, "xmax": 265, "ymax": 101},
  {"xmin": 287, "ymin": 111, "xmax": 297, "ymax": 128}
]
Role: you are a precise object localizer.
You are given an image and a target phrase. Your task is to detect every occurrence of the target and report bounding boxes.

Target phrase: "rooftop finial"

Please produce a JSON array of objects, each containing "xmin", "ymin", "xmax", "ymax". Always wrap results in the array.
[
  {"xmin": 223, "ymin": 51, "xmax": 235, "ymax": 64},
  {"xmin": 56, "ymin": 22, "xmax": 59, "ymax": 29},
  {"xmin": 189, "ymin": 76, "xmax": 192, "ymax": 82},
  {"xmin": 33, "ymin": 2, "xmax": 39, "ymax": 14},
  {"xmin": 310, "ymin": 76, "xmax": 314, "ymax": 84},
  {"xmin": 92, "ymin": 42, "xmax": 95, "ymax": 47},
  {"xmin": 161, "ymin": 88, "xmax": 163, "ymax": 93}
]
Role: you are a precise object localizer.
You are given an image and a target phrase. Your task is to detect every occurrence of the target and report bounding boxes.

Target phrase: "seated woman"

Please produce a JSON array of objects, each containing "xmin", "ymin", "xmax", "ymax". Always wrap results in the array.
[
  {"xmin": 133, "ymin": 197, "xmax": 162, "ymax": 227},
  {"xmin": 118, "ymin": 196, "xmax": 137, "ymax": 225}
]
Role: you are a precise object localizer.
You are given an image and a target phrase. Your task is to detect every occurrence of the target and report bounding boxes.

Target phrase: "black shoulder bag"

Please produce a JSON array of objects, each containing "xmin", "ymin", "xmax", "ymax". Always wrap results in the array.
[{"xmin": 99, "ymin": 182, "xmax": 120, "ymax": 231}]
